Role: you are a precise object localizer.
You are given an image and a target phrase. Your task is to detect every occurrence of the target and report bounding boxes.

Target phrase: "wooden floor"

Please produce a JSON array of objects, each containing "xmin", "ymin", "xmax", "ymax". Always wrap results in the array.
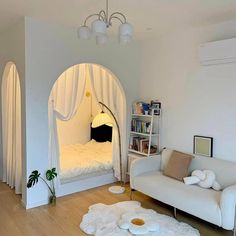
[{"xmin": 0, "ymin": 182, "xmax": 232, "ymax": 236}]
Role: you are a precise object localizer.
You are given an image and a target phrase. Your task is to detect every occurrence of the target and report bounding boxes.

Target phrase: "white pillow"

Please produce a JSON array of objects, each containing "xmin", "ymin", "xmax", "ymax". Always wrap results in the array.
[
  {"xmin": 191, "ymin": 170, "xmax": 206, "ymax": 181},
  {"xmin": 212, "ymin": 181, "xmax": 221, "ymax": 191},
  {"xmin": 183, "ymin": 176, "xmax": 200, "ymax": 185},
  {"xmin": 198, "ymin": 170, "xmax": 215, "ymax": 189}
]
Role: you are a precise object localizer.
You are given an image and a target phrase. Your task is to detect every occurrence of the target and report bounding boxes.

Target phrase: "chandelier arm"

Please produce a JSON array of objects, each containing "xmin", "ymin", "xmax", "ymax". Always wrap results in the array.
[
  {"xmin": 84, "ymin": 13, "xmax": 101, "ymax": 26},
  {"xmin": 98, "ymin": 10, "xmax": 107, "ymax": 22},
  {"xmin": 109, "ymin": 16, "xmax": 124, "ymax": 25},
  {"xmin": 109, "ymin": 12, "xmax": 127, "ymax": 24}
]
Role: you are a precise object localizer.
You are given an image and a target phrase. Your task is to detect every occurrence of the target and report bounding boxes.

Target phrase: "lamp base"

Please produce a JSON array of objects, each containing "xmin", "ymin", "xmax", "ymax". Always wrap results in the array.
[{"xmin": 108, "ymin": 185, "xmax": 125, "ymax": 194}]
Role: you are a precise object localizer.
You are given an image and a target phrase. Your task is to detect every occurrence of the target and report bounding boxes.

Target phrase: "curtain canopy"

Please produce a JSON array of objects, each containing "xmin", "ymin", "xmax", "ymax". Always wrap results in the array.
[
  {"xmin": 48, "ymin": 64, "xmax": 126, "ymax": 184},
  {"xmin": 1, "ymin": 63, "xmax": 22, "ymax": 194},
  {"xmin": 48, "ymin": 64, "xmax": 87, "ymax": 171}
]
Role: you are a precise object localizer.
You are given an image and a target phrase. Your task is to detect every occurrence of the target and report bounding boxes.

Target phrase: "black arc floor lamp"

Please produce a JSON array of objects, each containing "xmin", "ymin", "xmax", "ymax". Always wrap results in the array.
[{"xmin": 92, "ymin": 101, "xmax": 125, "ymax": 194}]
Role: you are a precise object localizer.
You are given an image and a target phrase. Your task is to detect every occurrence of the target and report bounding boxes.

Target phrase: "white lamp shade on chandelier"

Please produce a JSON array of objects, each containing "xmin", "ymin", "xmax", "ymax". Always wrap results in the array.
[
  {"xmin": 77, "ymin": 26, "xmax": 91, "ymax": 40},
  {"xmin": 119, "ymin": 23, "xmax": 133, "ymax": 44},
  {"xmin": 92, "ymin": 20, "xmax": 107, "ymax": 36},
  {"xmin": 77, "ymin": 0, "xmax": 133, "ymax": 45},
  {"xmin": 92, "ymin": 112, "xmax": 113, "ymax": 128}
]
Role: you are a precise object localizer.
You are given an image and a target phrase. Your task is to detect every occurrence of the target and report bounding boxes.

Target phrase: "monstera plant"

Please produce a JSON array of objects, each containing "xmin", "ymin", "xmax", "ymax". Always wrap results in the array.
[{"xmin": 27, "ymin": 168, "xmax": 57, "ymax": 205}]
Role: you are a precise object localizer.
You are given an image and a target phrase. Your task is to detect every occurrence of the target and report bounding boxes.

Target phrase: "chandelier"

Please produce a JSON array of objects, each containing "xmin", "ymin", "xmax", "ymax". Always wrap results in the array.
[{"xmin": 77, "ymin": 0, "xmax": 133, "ymax": 45}]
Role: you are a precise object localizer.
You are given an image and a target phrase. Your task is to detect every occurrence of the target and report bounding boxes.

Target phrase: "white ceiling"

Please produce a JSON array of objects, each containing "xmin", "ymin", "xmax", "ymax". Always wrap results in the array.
[{"xmin": 1, "ymin": 0, "xmax": 236, "ymax": 39}]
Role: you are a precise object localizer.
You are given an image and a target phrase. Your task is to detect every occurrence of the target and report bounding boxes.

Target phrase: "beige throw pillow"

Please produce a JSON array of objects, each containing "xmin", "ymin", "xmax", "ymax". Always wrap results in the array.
[{"xmin": 163, "ymin": 150, "xmax": 193, "ymax": 181}]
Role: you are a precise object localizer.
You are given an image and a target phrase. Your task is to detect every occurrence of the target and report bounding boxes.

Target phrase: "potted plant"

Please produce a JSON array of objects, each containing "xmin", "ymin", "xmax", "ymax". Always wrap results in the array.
[{"xmin": 27, "ymin": 168, "xmax": 57, "ymax": 205}]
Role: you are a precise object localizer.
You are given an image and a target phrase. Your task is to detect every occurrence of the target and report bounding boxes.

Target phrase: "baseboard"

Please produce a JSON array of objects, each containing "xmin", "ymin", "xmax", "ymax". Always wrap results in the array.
[
  {"xmin": 21, "ymin": 199, "xmax": 26, "ymax": 209},
  {"xmin": 25, "ymin": 199, "xmax": 49, "ymax": 209}
]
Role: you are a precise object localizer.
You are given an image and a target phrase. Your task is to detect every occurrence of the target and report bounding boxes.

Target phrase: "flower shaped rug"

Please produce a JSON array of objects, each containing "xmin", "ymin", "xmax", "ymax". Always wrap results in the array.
[{"xmin": 80, "ymin": 201, "xmax": 200, "ymax": 236}]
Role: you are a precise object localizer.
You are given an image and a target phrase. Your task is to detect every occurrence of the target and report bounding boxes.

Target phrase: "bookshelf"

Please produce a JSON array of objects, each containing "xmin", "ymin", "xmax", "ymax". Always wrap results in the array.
[{"xmin": 129, "ymin": 107, "xmax": 161, "ymax": 157}]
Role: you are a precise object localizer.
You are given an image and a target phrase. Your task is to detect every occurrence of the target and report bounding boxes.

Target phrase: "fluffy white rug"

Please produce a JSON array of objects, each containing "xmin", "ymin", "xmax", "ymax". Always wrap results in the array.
[{"xmin": 80, "ymin": 201, "xmax": 200, "ymax": 236}]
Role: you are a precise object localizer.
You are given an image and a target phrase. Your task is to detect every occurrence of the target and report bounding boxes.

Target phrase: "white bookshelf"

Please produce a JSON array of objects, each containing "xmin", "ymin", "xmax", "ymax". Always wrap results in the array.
[{"xmin": 129, "ymin": 108, "xmax": 161, "ymax": 157}]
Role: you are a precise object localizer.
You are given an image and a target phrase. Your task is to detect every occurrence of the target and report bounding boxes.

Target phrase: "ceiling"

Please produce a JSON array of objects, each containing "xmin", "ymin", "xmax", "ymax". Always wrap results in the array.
[{"xmin": 1, "ymin": 0, "xmax": 236, "ymax": 39}]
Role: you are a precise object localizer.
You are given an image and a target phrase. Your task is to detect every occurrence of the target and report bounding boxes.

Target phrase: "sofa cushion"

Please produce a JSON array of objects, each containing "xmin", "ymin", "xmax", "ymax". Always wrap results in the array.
[
  {"xmin": 133, "ymin": 171, "xmax": 222, "ymax": 226},
  {"xmin": 161, "ymin": 149, "xmax": 236, "ymax": 188},
  {"xmin": 163, "ymin": 150, "xmax": 193, "ymax": 181}
]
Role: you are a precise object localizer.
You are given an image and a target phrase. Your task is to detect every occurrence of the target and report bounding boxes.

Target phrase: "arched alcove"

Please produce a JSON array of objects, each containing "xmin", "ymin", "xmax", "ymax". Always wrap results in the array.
[
  {"xmin": 1, "ymin": 62, "xmax": 22, "ymax": 194},
  {"xmin": 48, "ymin": 63, "xmax": 127, "ymax": 196}
]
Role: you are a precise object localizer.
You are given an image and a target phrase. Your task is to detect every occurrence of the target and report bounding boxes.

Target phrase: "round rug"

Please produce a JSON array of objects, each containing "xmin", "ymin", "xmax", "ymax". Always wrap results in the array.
[{"xmin": 80, "ymin": 201, "xmax": 200, "ymax": 236}]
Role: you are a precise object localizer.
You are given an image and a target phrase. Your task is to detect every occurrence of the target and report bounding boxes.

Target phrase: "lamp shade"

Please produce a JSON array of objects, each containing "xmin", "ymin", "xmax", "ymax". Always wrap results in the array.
[
  {"xmin": 77, "ymin": 26, "xmax": 91, "ymax": 39},
  {"xmin": 119, "ymin": 23, "xmax": 133, "ymax": 44},
  {"xmin": 92, "ymin": 112, "xmax": 113, "ymax": 128},
  {"xmin": 91, "ymin": 19, "xmax": 107, "ymax": 36}
]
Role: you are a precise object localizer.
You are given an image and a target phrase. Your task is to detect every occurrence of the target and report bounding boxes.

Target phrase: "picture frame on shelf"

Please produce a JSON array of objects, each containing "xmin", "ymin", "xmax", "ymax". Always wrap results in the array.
[
  {"xmin": 140, "ymin": 139, "xmax": 149, "ymax": 153},
  {"xmin": 150, "ymin": 100, "xmax": 161, "ymax": 115},
  {"xmin": 193, "ymin": 135, "xmax": 213, "ymax": 157}
]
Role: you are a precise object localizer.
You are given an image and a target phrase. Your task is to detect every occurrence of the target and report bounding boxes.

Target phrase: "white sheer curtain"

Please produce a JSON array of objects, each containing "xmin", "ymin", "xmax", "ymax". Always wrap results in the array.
[
  {"xmin": 48, "ymin": 64, "xmax": 86, "ymax": 178},
  {"xmin": 1, "ymin": 63, "xmax": 22, "ymax": 194},
  {"xmin": 88, "ymin": 64, "xmax": 127, "ymax": 180}
]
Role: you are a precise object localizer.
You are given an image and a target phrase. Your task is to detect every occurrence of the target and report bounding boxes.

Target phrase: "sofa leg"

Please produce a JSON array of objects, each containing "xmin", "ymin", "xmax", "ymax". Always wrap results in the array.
[
  {"xmin": 130, "ymin": 189, "xmax": 135, "ymax": 200},
  {"xmin": 174, "ymin": 208, "xmax": 177, "ymax": 218}
]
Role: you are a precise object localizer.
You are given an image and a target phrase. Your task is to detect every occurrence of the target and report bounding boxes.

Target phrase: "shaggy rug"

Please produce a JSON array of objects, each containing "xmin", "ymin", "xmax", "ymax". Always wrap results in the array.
[{"xmin": 80, "ymin": 201, "xmax": 200, "ymax": 236}]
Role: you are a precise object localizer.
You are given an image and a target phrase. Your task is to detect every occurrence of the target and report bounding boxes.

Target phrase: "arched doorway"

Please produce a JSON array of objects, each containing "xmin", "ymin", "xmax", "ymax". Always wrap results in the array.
[
  {"xmin": 48, "ymin": 63, "xmax": 127, "ymax": 196},
  {"xmin": 1, "ymin": 62, "xmax": 22, "ymax": 194}
]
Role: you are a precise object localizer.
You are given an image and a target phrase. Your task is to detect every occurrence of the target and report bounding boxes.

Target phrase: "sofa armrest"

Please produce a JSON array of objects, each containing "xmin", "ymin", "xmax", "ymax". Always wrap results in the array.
[
  {"xmin": 220, "ymin": 184, "xmax": 236, "ymax": 230},
  {"xmin": 130, "ymin": 156, "xmax": 161, "ymax": 189}
]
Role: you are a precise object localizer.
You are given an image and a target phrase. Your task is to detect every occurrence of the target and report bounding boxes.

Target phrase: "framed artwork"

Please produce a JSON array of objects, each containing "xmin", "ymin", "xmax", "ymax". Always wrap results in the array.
[
  {"xmin": 193, "ymin": 135, "xmax": 213, "ymax": 157},
  {"xmin": 150, "ymin": 100, "xmax": 161, "ymax": 115}
]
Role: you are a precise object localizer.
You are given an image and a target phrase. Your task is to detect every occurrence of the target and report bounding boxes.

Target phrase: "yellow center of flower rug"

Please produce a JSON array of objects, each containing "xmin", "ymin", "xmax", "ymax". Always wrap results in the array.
[{"xmin": 131, "ymin": 218, "xmax": 145, "ymax": 226}]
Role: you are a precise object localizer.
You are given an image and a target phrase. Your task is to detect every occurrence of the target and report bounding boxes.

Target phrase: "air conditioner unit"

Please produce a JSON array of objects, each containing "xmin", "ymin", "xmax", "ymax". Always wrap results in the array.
[{"xmin": 198, "ymin": 38, "xmax": 236, "ymax": 65}]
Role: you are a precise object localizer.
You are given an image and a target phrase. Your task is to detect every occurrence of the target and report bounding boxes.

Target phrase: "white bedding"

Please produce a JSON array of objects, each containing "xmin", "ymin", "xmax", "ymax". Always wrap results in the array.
[{"xmin": 60, "ymin": 140, "xmax": 113, "ymax": 181}]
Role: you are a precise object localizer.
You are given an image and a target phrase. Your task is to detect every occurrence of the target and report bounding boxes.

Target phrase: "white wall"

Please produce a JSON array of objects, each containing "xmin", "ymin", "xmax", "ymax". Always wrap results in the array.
[
  {"xmin": 140, "ymin": 19, "xmax": 236, "ymax": 162},
  {"xmin": 57, "ymin": 72, "xmax": 100, "ymax": 146},
  {"xmin": 0, "ymin": 19, "xmax": 26, "ymax": 204},
  {"xmin": 24, "ymin": 17, "xmax": 141, "ymax": 208}
]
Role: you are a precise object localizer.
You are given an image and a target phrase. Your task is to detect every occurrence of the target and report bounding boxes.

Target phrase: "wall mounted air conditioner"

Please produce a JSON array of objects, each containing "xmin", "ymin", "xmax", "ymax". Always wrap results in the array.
[{"xmin": 198, "ymin": 38, "xmax": 236, "ymax": 65}]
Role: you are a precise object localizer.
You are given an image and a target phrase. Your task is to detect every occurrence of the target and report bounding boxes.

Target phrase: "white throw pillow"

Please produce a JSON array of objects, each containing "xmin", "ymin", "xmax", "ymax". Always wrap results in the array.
[
  {"xmin": 198, "ymin": 170, "xmax": 215, "ymax": 189},
  {"xmin": 183, "ymin": 176, "xmax": 200, "ymax": 185},
  {"xmin": 212, "ymin": 181, "xmax": 221, "ymax": 191},
  {"xmin": 191, "ymin": 170, "xmax": 206, "ymax": 181}
]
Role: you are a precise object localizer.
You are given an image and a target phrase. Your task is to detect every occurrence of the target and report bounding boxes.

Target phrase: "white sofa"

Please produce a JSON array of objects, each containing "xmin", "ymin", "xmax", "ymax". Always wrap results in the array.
[{"xmin": 130, "ymin": 149, "xmax": 236, "ymax": 234}]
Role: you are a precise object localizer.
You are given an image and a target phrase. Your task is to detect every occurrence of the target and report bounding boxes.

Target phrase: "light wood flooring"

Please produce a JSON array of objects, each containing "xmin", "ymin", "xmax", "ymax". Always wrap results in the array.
[{"xmin": 0, "ymin": 182, "xmax": 232, "ymax": 236}]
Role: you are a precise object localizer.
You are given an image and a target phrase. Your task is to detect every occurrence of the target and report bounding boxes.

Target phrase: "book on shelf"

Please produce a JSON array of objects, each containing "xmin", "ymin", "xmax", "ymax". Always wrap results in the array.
[{"xmin": 131, "ymin": 119, "xmax": 151, "ymax": 134}]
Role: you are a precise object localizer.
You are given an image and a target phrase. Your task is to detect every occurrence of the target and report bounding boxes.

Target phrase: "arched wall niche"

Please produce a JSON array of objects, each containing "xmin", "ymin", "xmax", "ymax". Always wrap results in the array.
[{"xmin": 48, "ymin": 63, "xmax": 127, "ymax": 193}]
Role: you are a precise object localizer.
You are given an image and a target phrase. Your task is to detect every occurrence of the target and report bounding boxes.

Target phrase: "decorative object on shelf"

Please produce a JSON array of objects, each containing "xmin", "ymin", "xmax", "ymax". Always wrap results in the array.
[
  {"xmin": 77, "ymin": 0, "xmax": 133, "ymax": 45},
  {"xmin": 92, "ymin": 101, "xmax": 125, "ymax": 194},
  {"xmin": 27, "ymin": 168, "xmax": 57, "ymax": 205},
  {"xmin": 193, "ymin": 135, "xmax": 213, "ymax": 157},
  {"xmin": 150, "ymin": 100, "xmax": 161, "ymax": 115},
  {"xmin": 132, "ymin": 100, "xmax": 161, "ymax": 116}
]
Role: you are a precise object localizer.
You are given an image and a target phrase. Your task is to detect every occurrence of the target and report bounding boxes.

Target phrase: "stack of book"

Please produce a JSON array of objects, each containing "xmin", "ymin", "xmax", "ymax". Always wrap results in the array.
[{"xmin": 131, "ymin": 119, "xmax": 151, "ymax": 134}]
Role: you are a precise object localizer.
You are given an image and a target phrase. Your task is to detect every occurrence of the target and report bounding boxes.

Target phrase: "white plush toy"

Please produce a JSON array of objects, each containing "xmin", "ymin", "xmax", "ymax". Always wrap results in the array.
[{"xmin": 183, "ymin": 170, "xmax": 221, "ymax": 191}]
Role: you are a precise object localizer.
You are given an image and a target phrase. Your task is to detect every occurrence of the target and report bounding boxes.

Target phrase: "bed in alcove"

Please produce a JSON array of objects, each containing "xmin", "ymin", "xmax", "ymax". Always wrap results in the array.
[
  {"xmin": 48, "ymin": 63, "xmax": 127, "ymax": 197},
  {"xmin": 59, "ymin": 125, "xmax": 113, "ymax": 184}
]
